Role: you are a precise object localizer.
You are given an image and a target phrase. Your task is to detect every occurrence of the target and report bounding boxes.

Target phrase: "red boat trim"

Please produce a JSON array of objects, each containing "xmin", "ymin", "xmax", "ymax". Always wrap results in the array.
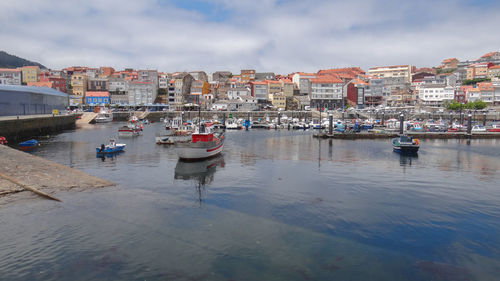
[{"xmin": 206, "ymin": 143, "xmax": 223, "ymax": 152}]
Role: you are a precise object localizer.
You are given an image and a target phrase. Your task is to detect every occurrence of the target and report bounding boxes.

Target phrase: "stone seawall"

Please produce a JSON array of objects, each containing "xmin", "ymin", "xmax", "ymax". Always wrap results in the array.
[
  {"xmin": 0, "ymin": 115, "xmax": 76, "ymax": 142},
  {"xmin": 0, "ymin": 144, "xmax": 114, "ymax": 205}
]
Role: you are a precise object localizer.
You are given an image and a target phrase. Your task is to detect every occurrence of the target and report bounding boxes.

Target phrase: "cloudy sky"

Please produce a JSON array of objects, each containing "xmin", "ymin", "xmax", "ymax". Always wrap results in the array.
[{"xmin": 1, "ymin": 0, "xmax": 499, "ymax": 74}]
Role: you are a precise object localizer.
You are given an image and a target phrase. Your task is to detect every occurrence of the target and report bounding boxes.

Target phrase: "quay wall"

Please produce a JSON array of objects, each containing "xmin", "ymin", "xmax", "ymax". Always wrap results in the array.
[{"xmin": 0, "ymin": 115, "xmax": 76, "ymax": 142}]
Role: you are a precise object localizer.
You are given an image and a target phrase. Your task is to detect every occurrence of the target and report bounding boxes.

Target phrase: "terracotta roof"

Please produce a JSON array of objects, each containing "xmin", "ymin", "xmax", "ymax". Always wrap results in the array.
[
  {"xmin": 310, "ymin": 76, "xmax": 343, "ymax": 84},
  {"xmin": 489, "ymin": 65, "xmax": 500, "ymax": 69},
  {"xmin": 481, "ymin": 51, "xmax": 499, "ymax": 58},
  {"xmin": 442, "ymin": 58, "xmax": 457, "ymax": 63},
  {"xmin": 85, "ymin": 91, "xmax": 109, "ymax": 97},
  {"xmin": 27, "ymin": 81, "xmax": 52, "ymax": 87},
  {"xmin": 0, "ymin": 68, "xmax": 21, "ymax": 72},
  {"xmin": 369, "ymin": 65, "xmax": 409, "ymax": 70},
  {"xmin": 477, "ymin": 82, "xmax": 493, "ymax": 91}
]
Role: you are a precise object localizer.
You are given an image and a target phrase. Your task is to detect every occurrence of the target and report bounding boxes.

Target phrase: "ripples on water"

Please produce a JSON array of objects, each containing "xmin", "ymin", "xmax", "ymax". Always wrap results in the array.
[{"xmin": 1, "ymin": 122, "xmax": 500, "ymax": 280}]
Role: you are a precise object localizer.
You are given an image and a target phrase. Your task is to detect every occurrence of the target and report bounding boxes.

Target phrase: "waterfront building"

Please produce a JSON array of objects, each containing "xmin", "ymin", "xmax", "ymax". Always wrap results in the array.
[
  {"xmin": 87, "ymin": 77, "xmax": 108, "ymax": 91},
  {"xmin": 172, "ymin": 73, "xmax": 193, "ymax": 110},
  {"xmin": 368, "ymin": 65, "xmax": 412, "ymax": 83},
  {"xmin": 270, "ymin": 92, "xmax": 286, "ymax": 110},
  {"xmin": 227, "ymin": 87, "xmax": 250, "ymax": 100},
  {"xmin": 0, "ymin": 84, "xmax": 68, "ymax": 116},
  {"xmin": 158, "ymin": 73, "xmax": 170, "ymax": 89},
  {"xmin": 417, "ymin": 84, "xmax": 455, "ymax": 106},
  {"xmin": 28, "ymin": 76, "xmax": 66, "ymax": 93},
  {"xmin": 85, "ymin": 91, "xmax": 110, "ymax": 105},
  {"xmin": 310, "ymin": 75, "xmax": 343, "ymax": 109},
  {"xmin": 346, "ymin": 79, "xmax": 369, "ymax": 108},
  {"xmin": 466, "ymin": 63, "xmax": 493, "ymax": 80},
  {"xmin": 292, "ymin": 72, "xmax": 316, "ymax": 96},
  {"xmin": 108, "ymin": 77, "xmax": 129, "ymax": 105},
  {"xmin": 0, "ymin": 68, "xmax": 22, "ymax": 85},
  {"xmin": 488, "ymin": 65, "xmax": 500, "ymax": 78},
  {"xmin": 19, "ymin": 66, "xmax": 41, "ymax": 84},
  {"xmin": 240, "ymin": 69, "xmax": 256, "ymax": 83},
  {"xmin": 70, "ymin": 73, "xmax": 87, "ymax": 105},
  {"xmin": 267, "ymin": 80, "xmax": 282, "ymax": 100},
  {"xmin": 188, "ymin": 80, "xmax": 210, "ymax": 105},
  {"xmin": 128, "ymin": 81, "xmax": 155, "ymax": 105},
  {"xmin": 250, "ymin": 81, "xmax": 269, "ymax": 104},
  {"xmin": 281, "ymin": 80, "xmax": 294, "ymax": 97}
]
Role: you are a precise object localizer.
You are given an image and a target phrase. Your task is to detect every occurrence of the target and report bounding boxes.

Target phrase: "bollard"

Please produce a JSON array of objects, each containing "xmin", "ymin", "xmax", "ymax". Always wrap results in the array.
[
  {"xmin": 483, "ymin": 112, "xmax": 486, "ymax": 126},
  {"xmin": 381, "ymin": 112, "xmax": 385, "ymax": 126},
  {"xmin": 328, "ymin": 114, "xmax": 333, "ymax": 134},
  {"xmin": 467, "ymin": 113, "xmax": 472, "ymax": 136},
  {"xmin": 399, "ymin": 113, "xmax": 404, "ymax": 135}
]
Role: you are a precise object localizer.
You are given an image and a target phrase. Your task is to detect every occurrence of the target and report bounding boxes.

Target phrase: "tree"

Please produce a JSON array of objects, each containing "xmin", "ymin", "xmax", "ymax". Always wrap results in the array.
[
  {"xmin": 464, "ymin": 102, "xmax": 475, "ymax": 110},
  {"xmin": 445, "ymin": 101, "xmax": 464, "ymax": 111},
  {"xmin": 473, "ymin": 100, "xmax": 486, "ymax": 110}
]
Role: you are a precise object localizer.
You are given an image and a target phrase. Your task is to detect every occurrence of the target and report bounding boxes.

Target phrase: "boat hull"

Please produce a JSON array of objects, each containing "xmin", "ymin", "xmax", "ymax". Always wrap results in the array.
[
  {"xmin": 174, "ymin": 140, "xmax": 224, "ymax": 160},
  {"xmin": 118, "ymin": 128, "xmax": 141, "ymax": 137},
  {"xmin": 96, "ymin": 144, "xmax": 126, "ymax": 154},
  {"xmin": 393, "ymin": 145, "xmax": 419, "ymax": 154},
  {"xmin": 155, "ymin": 135, "xmax": 191, "ymax": 145}
]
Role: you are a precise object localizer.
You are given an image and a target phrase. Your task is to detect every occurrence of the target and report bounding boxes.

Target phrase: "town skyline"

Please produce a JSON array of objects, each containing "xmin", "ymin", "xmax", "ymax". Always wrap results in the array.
[{"xmin": 2, "ymin": 0, "xmax": 500, "ymax": 73}]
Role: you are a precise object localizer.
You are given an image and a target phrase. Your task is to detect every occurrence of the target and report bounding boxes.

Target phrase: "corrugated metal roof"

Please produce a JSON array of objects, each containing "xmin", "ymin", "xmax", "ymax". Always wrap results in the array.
[{"xmin": 0, "ymin": 84, "xmax": 68, "ymax": 98}]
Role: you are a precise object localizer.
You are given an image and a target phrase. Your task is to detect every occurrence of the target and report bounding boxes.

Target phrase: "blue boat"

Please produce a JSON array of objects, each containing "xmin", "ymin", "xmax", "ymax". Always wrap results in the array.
[
  {"xmin": 96, "ymin": 139, "xmax": 126, "ymax": 154},
  {"xmin": 18, "ymin": 139, "xmax": 38, "ymax": 151}
]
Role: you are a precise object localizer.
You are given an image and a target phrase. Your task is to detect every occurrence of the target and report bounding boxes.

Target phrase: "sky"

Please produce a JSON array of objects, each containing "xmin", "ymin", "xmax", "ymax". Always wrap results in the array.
[{"xmin": 1, "ymin": 0, "xmax": 499, "ymax": 74}]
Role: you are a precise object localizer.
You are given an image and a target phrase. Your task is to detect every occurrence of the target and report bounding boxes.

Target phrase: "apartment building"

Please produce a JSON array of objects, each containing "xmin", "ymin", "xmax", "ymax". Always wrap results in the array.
[
  {"xmin": 0, "ymin": 69, "xmax": 22, "ymax": 85},
  {"xmin": 368, "ymin": 65, "xmax": 412, "ymax": 83},
  {"xmin": 417, "ymin": 84, "xmax": 455, "ymax": 106},
  {"xmin": 310, "ymin": 76, "xmax": 343, "ymax": 109},
  {"xmin": 19, "ymin": 66, "xmax": 41, "ymax": 84}
]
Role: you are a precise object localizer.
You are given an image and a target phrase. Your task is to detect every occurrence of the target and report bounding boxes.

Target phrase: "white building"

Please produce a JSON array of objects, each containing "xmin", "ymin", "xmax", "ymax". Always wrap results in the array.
[
  {"xmin": 128, "ymin": 81, "xmax": 155, "ymax": 105},
  {"xmin": 0, "ymin": 69, "xmax": 22, "ymax": 85},
  {"xmin": 369, "ymin": 65, "xmax": 413, "ymax": 83},
  {"xmin": 310, "ymin": 76, "xmax": 343, "ymax": 109},
  {"xmin": 292, "ymin": 72, "xmax": 316, "ymax": 95},
  {"xmin": 227, "ymin": 87, "xmax": 250, "ymax": 99},
  {"xmin": 417, "ymin": 84, "xmax": 455, "ymax": 106}
]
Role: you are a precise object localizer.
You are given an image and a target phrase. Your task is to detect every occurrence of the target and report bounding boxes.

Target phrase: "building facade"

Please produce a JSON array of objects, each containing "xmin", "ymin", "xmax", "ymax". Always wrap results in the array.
[
  {"xmin": 0, "ymin": 69, "xmax": 22, "ymax": 85},
  {"xmin": 85, "ymin": 91, "xmax": 110, "ymax": 105},
  {"xmin": 310, "ymin": 76, "xmax": 343, "ymax": 109},
  {"xmin": 368, "ymin": 65, "xmax": 412, "ymax": 83}
]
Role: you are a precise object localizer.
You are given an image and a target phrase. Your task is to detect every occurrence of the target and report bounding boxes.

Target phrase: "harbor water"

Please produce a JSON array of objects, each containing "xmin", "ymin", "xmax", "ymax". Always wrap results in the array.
[{"xmin": 1, "ymin": 122, "xmax": 500, "ymax": 280}]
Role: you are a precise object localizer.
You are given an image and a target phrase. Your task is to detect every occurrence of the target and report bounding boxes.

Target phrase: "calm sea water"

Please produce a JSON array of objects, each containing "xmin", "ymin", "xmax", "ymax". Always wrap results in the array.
[{"xmin": 1, "ymin": 122, "xmax": 500, "ymax": 280}]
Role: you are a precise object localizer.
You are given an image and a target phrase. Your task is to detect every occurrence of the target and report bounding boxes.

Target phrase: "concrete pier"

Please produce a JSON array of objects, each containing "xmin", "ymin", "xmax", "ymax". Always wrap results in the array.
[
  {"xmin": 0, "ymin": 144, "xmax": 114, "ymax": 205},
  {"xmin": 0, "ymin": 114, "xmax": 76, "ymax": 142}
]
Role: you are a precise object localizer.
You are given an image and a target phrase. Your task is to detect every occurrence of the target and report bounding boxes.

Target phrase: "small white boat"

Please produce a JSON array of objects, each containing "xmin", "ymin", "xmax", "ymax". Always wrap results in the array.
[
  {"xmin": 174, "ymin": 124, "xmax": 224, "ymax": 160},
  {"xmin": 95, "ymin": 109, "xmax": 113, "ymax": 123},
  {"xmin": 225, "ymin": 118, "xmax": 242, "ymax": 130}
]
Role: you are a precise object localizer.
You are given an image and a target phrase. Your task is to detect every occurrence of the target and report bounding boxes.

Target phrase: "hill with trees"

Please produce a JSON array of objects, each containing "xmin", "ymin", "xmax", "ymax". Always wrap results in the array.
[{"xmin": 0, "ymin": 51, "xmax": 46, "ymax": 69}]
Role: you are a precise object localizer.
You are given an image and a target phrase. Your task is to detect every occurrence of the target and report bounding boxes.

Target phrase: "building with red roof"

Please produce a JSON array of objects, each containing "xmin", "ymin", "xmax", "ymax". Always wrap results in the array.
[{"xmin": 310, "ymin": 75, "xmax": 344, "ymax": 110}]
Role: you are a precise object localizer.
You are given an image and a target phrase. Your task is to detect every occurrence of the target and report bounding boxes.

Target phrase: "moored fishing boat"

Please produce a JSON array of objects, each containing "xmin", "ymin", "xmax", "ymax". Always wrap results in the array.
[
  {"xmin": 95, "ymin": 109, "xmax": 113, "ymax": 123},
  {"xmin": 96, "ymin": 139, "xmax": 126, "ymax": 154},
  {"xmin": 392, "ymin": 135, "xmax": 419, "ymax": 154},
  {"xmin": 487, "ymin": 124, "xmax": 500, "ymax": 132},
  {"xmin": 174, "ymin": 124, "xmax": 224, "ymax": 160},
  {"xmin": 18, "ymin": 139, "xmax": 38, "ymax": 151},
  {"xmin": 118, "ymin": 116, "xmax": 143, "ymax": 137}
]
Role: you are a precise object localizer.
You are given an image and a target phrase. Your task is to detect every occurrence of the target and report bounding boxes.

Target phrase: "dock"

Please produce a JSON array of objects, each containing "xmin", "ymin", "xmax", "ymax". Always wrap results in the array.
[
  {"xmin": 314, "ymin": 132, "xmax": 500, "ymax": 139},
  {"xmin": 0, "ymin": 144, "xmax": 114, "ymax": 205}
]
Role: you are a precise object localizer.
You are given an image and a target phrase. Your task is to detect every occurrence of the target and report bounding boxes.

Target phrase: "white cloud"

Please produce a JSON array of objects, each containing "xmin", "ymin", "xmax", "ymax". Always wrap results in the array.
[{"xmin": 1, "ymin": 0, "xmax": 499, "ymax": 74}]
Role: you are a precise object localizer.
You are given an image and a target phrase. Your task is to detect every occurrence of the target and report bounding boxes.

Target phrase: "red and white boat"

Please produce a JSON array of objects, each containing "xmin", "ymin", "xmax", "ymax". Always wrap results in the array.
[
  {"xmin": 487, "ymin": 124, "xmax": 500, "ymax": 132},
  {"xmin": 174, "ymin": 124, "xmax": 224, "ymax": 160},
  {"xmin": 118, "ymin": 116, "xmax": 143, "ymax": 137}
]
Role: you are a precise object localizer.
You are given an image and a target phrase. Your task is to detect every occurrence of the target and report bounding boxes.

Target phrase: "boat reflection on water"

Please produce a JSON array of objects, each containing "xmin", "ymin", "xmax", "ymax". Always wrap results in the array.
[
  {"xmin": 174, "ymin": 155, "xmax": 225, "ymax": 204},
  {"xmin": 399, "ymin": 153, "xmax": 418, "ymax": 167},
  {"xmin": 96, "ymin": 151, "xmax": 123, "ymax": 162}
]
